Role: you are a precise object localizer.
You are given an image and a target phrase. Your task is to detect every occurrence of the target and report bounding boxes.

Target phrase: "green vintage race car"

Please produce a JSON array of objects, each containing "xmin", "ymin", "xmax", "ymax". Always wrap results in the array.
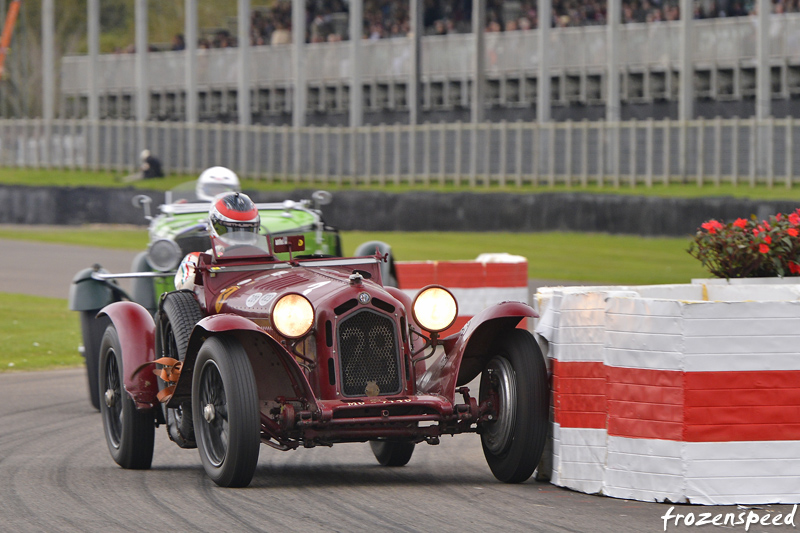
[{"xmin": 69, "ymin": 182, "xmax": 395, "ymax": 410}]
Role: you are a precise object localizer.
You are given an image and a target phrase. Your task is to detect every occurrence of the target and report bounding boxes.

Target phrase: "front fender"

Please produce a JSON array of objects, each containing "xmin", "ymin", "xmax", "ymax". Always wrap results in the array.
[
  {"xmin": 416, "ymin": 301, "xmax": 537, "ymax": 401},
  {"xmin": 169, "ymin": 314, "xmax": 317, "ymax": 411},
  {"xmin": 98, "ymin": 301, "xmax": 158, "ymax": 408}
]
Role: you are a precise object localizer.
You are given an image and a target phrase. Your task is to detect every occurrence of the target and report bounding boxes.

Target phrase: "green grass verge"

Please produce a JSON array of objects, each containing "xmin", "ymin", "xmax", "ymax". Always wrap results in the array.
[
  {"xmin": 0, "ymin": 224, "xmax": 707, "ymax": 284},
  {"xmin": 0, "ymin": 293, "xmax": 83, "ymax": 372},
  {"xmin": 3, "ymin": 167, "xmax": 800, "ymax": 200}
]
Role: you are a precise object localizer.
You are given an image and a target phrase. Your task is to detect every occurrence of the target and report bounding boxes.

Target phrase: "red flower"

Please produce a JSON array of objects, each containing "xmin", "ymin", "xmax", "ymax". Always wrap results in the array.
[
  {"xmin": 702, "ymin": 220, "xmax": 723, "ymax": 234},
  {"xmin": 789, "ymin": 228, "xmax": 799, "ymax": 237},
  {"xmin": 790, "ymin": 262, "xmax": 800, "ymax": 275},
  {"xmin": 764, "ymin": 235, "xmax": 772, "ymax": 244},
  {"xmin": 733, "ymin": 218, "xmax": 748, "ymax": 229},
  {"xmin": 759, "ymin": 243, "xmax": 770, "ymax": 254},
  {"xmin": 790, "ymin": 213, "xmax": 800, "ymax": 226}
]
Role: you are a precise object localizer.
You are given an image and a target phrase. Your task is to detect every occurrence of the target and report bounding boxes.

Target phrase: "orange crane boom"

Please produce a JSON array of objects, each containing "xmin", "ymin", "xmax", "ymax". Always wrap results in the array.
[{"xmin": 0, "ymin": 0, "xmax": 21, "ymax": 78}]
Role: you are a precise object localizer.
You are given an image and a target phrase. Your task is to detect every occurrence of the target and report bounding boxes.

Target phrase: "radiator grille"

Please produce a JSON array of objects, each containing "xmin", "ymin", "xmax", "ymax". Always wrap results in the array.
[{"xmin": 338, "ymin": 309, "xmax": 401, "ymax": 397}]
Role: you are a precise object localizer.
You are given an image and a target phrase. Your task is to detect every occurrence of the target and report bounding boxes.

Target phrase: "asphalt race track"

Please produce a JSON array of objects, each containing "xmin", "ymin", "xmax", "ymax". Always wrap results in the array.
[{"xmin": 0, "ymin": 239, "xmax": 794, "ymax": 533}]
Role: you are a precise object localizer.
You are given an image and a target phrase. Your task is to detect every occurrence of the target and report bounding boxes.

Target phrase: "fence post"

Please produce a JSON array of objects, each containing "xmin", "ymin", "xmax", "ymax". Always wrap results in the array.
[
  {"xmin": 336, "ymin": 126, "xmax": 344, "ymax": 186},
  {"xmin": 545, "ymin": 122, "xmax": 554, "ymax": 186},
  {"xmin": 515, "ymin": 120, "xmax": 523, "ymax": 187},
  {"xmin": 749, "ymin": 117, "xmax": 757, "ymax": 187},
  {"xmin": 629, "ymin": 119, "xmax": 636, "ymax": 188},
  {"xmin": 697, "ymin": 117, "xmax": 704, "ymax": 186},
  {"xmin": 484, "ymin": 123, "xmax": 492, "ymax": 187},
  {"xmin": 365, "ymin": 125, "xmax": 373, "ymax": 185},
  {"xmin": 663, "ymin": 119, "xmax": 670, "ymax": 186},
  {"xmin": 500, "ymin": 120, "xmax": 508, "ymax": 186},
  {"xmin": 322, "ymin": 126, "xmax": 330, "ymax": 185},
  {"xmin": 423, "ymin": 123, "xmax": 431, "ymax": 186},
  {"xmin": 565, "ymin": 120, "xmax": 573, "ymax": 188},
  {"xmin": 732, "ymin": 116, "xmax": 739, "ymax": 186},
  {"xmin": 532, "ymin": 123, "xmax": 540, "ymax": 186},
  {"xmin": 646, "ymin": 118, "xmax": 653, "ymax": 188},
  {"xmin": 714, "ymin": 116, "xmax": 722, "ymax": 187},
  {"xmin": 786, "ymin": 116, "xmax": 793, "ymax": 189},
  {"xmin": 378, "ymin": 123, "xmax": 386, "ymax": 186},
  {"xmin": 439, "ymin": 123, "xmax": 446, "ymax": 186},
  {"xmin": 767, "ymin": 116, "xmax": 774, "ymax": 188},
  {"xmin": 597, "ymin": 122, "xmax": 605, "ymax": 188},
  {"xmin": 454, "ymin": 121, "xmax": 462, "ymax": 186},
  {"xmin": 581, "ymin": 120, "xmax": 589, "ymax": 188},
  {"xmin": 393, "ymin": 124, "xmax": 401, "ymax": 186}
]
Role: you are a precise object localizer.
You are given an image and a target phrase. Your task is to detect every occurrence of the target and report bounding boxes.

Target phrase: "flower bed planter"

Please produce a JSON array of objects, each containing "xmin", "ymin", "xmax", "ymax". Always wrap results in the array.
[{"xmin": 534, "ymin": 280, "xmax": 800, "ymax": 505}]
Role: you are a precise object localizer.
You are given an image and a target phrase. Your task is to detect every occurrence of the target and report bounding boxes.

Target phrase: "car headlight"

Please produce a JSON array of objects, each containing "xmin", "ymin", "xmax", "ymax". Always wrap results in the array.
[
  {"xmin": 412, "ymin": 286, "xmax": 458, "ymax": 333},
  {"xmin": 273, "ymin": 294, "xmax": 315, "ymax": 338},
  {"xmin": 147, "ymin": 238, "xmax": 183, "ymax": 272}
]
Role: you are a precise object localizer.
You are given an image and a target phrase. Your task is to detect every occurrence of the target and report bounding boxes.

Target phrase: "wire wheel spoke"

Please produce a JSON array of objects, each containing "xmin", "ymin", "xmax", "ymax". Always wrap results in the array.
[{"xmin": 200, "ymin": 362, "xmax": 228, "ymax": 467}]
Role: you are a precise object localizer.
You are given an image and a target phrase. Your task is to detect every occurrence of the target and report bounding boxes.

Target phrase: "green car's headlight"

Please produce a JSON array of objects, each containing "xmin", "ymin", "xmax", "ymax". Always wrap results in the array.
[
  {"xmin": 147, "ymin": 238, "xmax": 183, "ymax": 272},
  {"xmin": 412, "ymin": 286, "xmax": 458, "ymax": 333},
  {"xmin": 273, "ymin": 294, "xmax": 315, "ymax": 338}
]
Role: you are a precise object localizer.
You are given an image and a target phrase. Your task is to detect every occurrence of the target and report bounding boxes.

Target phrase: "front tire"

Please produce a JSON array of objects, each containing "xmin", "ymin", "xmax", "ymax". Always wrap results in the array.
[
  {"xmin": 479, "ymin": 329, "xmax": 548, "ymax": 484},
  {"xmin": 192, "ymin": 336, "xmax": 260, "ymax": 488},
  {"xmin": 99, "ymin": 325, "xmax": 155, "ymax": 470},
  {"xmin": 370, "ymin": 440, "xmax": 415, "ymax": 467}
]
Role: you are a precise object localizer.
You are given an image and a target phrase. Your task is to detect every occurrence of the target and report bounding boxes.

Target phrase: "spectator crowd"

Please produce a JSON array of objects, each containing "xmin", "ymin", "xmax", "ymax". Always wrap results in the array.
[{"xmin": 118, "ymin": 0, "xmax": 794, "ymax": 53}]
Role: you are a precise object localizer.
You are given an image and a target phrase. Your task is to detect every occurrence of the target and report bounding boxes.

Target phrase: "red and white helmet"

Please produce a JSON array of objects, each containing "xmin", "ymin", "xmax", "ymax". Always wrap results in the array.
[
  {"xmin": 208, "ymin": 192, "xmax": 261, "ymax": 246},
  {"xmin": 196, "ymin": 166, "xmax": 241, "ymax": 201}
]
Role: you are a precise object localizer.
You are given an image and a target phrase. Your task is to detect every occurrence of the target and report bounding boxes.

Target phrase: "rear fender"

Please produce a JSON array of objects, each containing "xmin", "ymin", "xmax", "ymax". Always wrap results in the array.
[
  {"xmin": 169, "ymin": 314, "xmax": 317, "ymax": 411},
  {"xmin": 416, "ymin": 302, "xmax": 537, "ymax": 402},
  {"xmin": 98, "ymin": 301, "xmax": 158, "ymax": 409}
]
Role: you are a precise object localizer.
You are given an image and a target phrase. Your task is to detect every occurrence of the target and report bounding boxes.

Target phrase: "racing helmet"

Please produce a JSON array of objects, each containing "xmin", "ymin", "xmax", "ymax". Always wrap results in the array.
[
  {"xmin": 208, "ymin": 192, "xmax": 261, "ymax": 246},
  {"xmin": 196, "ymin": 166, "xmax": 241, "ymax": 201}
]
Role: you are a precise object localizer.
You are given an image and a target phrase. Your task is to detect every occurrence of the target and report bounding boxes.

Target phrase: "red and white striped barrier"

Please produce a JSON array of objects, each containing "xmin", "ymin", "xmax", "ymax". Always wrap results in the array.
[
  {"xmin": 535, "ymin": 281, "xmax": 800, "ymax": 505},
  {"xmin": 396, "ymin": 255, "xmax": 529, "ymax": 337}
]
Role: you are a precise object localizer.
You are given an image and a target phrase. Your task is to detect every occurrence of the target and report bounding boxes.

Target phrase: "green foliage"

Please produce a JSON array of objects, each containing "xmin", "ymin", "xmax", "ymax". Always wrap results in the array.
[
  {"xmin": 0, "ymin": 293, "xmax": 83, "ymax": 372},
  {"xmin": 687, "ymin": 210, "xmax": 800, "ymax": 278}
]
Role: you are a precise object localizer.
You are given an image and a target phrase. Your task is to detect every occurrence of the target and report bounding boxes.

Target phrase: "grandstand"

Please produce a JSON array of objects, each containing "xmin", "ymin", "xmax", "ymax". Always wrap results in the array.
[
  {"xmin": 59, "ymin": 14, "xmax": 800, "ymax": 125},
  {"xmin": 2, "ymin": 0, "xmax": 798, "ymax": 187}
]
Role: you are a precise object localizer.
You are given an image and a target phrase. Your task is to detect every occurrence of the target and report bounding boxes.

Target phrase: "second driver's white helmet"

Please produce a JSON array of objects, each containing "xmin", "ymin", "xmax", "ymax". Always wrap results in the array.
[{"xmin": 196, "ymin": 166, "xmax": 241, "ymax": 201}]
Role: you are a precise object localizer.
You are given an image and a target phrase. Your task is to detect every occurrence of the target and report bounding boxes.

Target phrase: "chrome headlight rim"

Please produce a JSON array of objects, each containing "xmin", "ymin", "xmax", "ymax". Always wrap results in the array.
[
  {"xmin": 146, "ymin": 238, "xmax": 183, "ymax": 272},
  {"xmin": 412, "ymin": 285, "xmax": 458, "ymax": 333},
  {"xmin": 272, "ymin": 293, "xmax": 315, "ymax": 339}
]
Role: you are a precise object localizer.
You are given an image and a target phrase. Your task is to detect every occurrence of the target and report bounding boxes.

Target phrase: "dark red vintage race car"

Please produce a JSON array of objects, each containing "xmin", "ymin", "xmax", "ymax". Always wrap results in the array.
[{"xmin": 95, "ymin": 233, "xmax": 548, "ymax": 487}]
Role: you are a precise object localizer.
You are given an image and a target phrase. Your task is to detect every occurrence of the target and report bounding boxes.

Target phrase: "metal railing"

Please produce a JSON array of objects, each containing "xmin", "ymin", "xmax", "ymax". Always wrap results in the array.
[
  {"xmin": 1, "ymin": 117, "xmax": 797, "ymax": 187},
  {"xmin": 60, "ymin": 15, "xmax": 800, "ymax": 95}
]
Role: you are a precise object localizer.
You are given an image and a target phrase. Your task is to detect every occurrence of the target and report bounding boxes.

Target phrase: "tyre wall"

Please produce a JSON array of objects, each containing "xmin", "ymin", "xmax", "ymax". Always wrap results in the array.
[
  {"xmin": 534, "ymin": 281, "xmax": 800, "ymax": 505},
  {"xmin": 395, "ymin": 256, "xmax": 529, "ymax": 338},
  {"xmin": 1, "ymin": 184, "xmax": 798, "ymax": 236}
]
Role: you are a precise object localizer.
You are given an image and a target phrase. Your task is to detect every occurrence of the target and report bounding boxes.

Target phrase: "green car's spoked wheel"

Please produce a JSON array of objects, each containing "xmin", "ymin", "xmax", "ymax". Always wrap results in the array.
[{"xmin": 193, "ymin": 336, "xmax": 260, "ymax": 487}]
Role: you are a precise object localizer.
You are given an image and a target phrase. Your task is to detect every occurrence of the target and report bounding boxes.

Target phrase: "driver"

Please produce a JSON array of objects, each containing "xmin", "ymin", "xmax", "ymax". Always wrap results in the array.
[
  {"xmin": 174, "ymin": 192, "xmax": 261, "ymax": 290},
  {"xmin": 195, "ymin": 166, "xmax": 241, "ymax": 201}
]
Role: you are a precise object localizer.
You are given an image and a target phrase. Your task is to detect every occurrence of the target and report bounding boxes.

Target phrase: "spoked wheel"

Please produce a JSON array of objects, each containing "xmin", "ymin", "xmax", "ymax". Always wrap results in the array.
[
  {"xmin": 156, "ymin": 291, "xmax": 204, "ymax": 448},
  {"xmin": 99, "ymin": 325, "xmax": 155, "ymax": 470},
  {"xmin": 79, "ymin": 310, "xmax": 111, "ymax": 411},
  {"xmin": 479, "ymin": 329, "xmax": 549, "ymax": 484},
  {"xmin": 369, "ymin": 440, "xmax": 416, "ymax": 467},
  {"xmin": 192, "ymin": 336, "xmax": 260, "ymax": 488}
]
